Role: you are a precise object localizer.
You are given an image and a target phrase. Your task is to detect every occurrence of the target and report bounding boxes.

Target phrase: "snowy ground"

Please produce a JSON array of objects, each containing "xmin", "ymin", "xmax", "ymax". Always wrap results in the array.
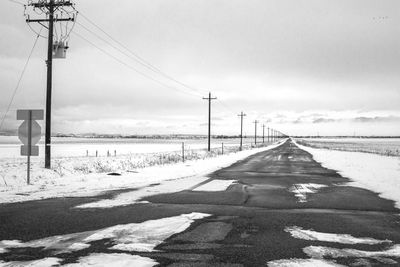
[
  {"xmin": 0, "ymin": 136, "xmax": 241, "ymax": 158},
  {"xmin": 296, "ymin": 137, "xmax": 400, "ymax": 157},
  {"xmin": 0, "ymin": 140, "xmax": 286, "ymax": 204},
  {"xmin": 294, "ymin": 140, "xmax": 400, "ymax": 209}
]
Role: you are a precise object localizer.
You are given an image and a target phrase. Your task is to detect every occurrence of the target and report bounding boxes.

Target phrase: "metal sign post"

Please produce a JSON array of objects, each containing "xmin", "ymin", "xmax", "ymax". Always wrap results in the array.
[
  {"xmin": 17, "ymin": 109, "xmax": 44, "ymax": 184},
  {"xmin": 182, "ymin": 142, "xmax": 185, "ymax": 162}
]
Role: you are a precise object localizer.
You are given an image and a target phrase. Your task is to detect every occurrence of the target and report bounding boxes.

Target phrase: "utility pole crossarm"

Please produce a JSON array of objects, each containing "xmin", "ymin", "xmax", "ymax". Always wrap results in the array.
[
  {"xmin": 29, "ymin": 1, "xmax": 73, "ymax": 8},
  {"xmin": 26, "ymin": 18, "xmax": 74, "ymax": 23},
  {"xmin": 202, "ymin": 94, "xmax": 217, "ymax": 101}
]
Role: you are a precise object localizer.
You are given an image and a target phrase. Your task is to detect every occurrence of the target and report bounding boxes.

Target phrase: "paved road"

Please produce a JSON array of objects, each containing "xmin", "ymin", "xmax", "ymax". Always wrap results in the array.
[{"xmin": 1, "ymin": 139, "xmax": 399, "ymax": 266}]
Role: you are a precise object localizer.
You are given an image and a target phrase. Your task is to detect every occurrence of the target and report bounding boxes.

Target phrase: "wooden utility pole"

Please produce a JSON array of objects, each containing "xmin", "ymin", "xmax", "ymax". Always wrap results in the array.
[
  {"xmin": 271, "ymin": 129, "xmax": 274, "ymax": 142},
  {"xmin": 262, "ymin": 124, "xmax": 265, "ymax": 143},
  {"xmin": 253, "ymin": 120, "xmax": 259, "ymax": 145},
  {"xmin": 26, "ymin": 0, "xmax": 74, "ymax": 169},
  {"xmin": 237, "ymin": 111, "xmax": 246, "ymax": 151},
  {"xmin": 182, "ymin": 142, "xmax": 185, "ymax": 162},
  {"xmin": 44, "ymin": 1, "xmax": 54, "ymax": 169},
  {"xmin": 203, "ymin": 92, "xmax": 217, "ymax": 151}
]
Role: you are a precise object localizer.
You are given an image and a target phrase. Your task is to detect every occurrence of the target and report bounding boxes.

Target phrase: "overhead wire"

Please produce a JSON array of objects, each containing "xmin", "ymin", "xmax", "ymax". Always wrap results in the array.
[
  {"xmin": 19, "ymin": 3, "xmax": 242, "ymax": 128},
  {"xmin": 75, "ymin": 10, "xmax": 244, "ymax": 119},
  {"xmin": 0, "ymin": 27, "xmax": 42, "ymax": 132},
  {"xmin": 71, "ymin": 31, "xmax": 202, "ymax": 99},
  {"xmin": 8, "ymin": 0, "xmax": 25, "ymax": 6},
  {"xmin": 77, "ymin": 11, "xmax": 208, "ymax": 96}
]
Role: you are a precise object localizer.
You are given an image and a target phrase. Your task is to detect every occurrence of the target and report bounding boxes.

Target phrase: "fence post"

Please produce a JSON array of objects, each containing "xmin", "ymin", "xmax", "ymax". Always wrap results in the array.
[
  {"xmin": 222, "ymin": 142, "xmax": 224, "ymax": 155},
  {"xmin": 96, "ymin": 150, "xmax": 98, "ymax": 157},
  {"xmin": 86, "ymin": 150, "xmax": 88, "ymax": 157},
  {"xmin": 182, "ymin": 142, "xmax": 185, "ymax": 162},
  {"xmin": 114, "ymin": 150, "xmax": 116, "ymax": 157}
]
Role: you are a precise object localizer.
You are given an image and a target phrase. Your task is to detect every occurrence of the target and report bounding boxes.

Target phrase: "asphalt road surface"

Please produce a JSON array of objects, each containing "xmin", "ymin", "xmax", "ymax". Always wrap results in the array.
[{"xmin": 1, "ymin": 139, "xmax": 399, "ymax": 266}]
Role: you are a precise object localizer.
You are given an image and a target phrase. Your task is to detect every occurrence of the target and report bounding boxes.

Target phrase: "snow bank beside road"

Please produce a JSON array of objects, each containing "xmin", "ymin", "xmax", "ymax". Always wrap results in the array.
[
  {"xmin": 295, "ymin": 140, "xmax": 400, "ymax": 209},
  {"xmin": 0, "ymin": 140, "xmax": 286, "ymax": 204}
]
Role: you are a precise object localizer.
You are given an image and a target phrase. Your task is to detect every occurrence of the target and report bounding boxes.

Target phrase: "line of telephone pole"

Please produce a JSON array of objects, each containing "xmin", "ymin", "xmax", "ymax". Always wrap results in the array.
[{"xmin": 199, "ymin": 91, "xmax": 288, "ymax": 150}]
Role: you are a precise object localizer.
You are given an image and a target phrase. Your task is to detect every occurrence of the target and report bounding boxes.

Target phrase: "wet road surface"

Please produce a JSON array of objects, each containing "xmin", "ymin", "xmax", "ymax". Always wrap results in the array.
[{"xmin": 1, "ymin": 139, "xmax": 399, "ymax": 266}]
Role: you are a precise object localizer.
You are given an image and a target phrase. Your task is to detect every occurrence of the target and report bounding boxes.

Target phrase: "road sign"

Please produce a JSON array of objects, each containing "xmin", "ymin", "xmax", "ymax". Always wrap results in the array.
[
  {"xmin": 21, "ymin": 145, "xmax": 39, "ymax": 156},
  {"xmin": 18, "ymin": 120, "xmax": 41, "ymax": 145},
  {"xmin": 17, "ymin": 109, "xmax": 44, "ymax": 120},
  {"xmin": 17, "ymin": 109, "xmax": 44, "ymax": 185}
]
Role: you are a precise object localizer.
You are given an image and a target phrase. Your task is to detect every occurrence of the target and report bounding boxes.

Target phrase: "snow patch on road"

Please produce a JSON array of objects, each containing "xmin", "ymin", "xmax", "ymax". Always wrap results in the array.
[
  {"xmin": 76, "ymin": 176, "xmax": 208, "ymax": 209},
  {"xmin": 267, "ymin": 258, "xmax": 345, "ymax": 266},
  {"xmin": 285, "ymin": 226, "xmax": 390, "ymax": 245},
  {"xmin": 64, "ymin": 253, "xmax": 157, "ymax": 267},
  {"xmin": 294, "ymin": 140, "xmax": 400, "ymax": 208},
  {"xmin": 304, "ymin": 244, "xmax": 400, "ymax": 259},
  {"xmin": 0, "ymin": 257, "xmax": 61, "ymax": 267},
  {"xmin": 0, "ymin": 212, "xmax": 210, "ymax": 256},
  {"xmin": 85, "ymin": 212, "xmax": 210, "ymax": 252},
  {"xmin": 192, "ymin": 179, "xmax": 237, "ymax": 192},
  {"xmin": 288, "ymin": 183, "xmax": 326, "ymax": 202}
]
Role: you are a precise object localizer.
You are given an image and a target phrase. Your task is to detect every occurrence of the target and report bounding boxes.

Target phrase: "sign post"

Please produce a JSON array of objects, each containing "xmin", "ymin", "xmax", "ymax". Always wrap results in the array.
[{"xmin": 17, "ymin": 109, "xmax": 44, "ymax": 184}]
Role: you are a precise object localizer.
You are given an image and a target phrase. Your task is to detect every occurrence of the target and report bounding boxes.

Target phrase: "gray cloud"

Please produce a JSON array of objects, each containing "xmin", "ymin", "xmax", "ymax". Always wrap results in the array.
[
  {"xmin": 353, "ymin": 116, "xmax": 400, "ymax": 123},
  {"xmin": 313, "ymin": 118, "xmax": 337, "ymax": 124}
]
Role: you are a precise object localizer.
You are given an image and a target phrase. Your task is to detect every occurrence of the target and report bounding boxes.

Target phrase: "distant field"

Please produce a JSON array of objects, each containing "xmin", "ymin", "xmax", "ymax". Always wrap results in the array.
[
  {"xmin": 0, "ymin": 136, "xmax": 253, "ymax": 159},
  {"xmin": 296, "ymin": 138, "xmax": 400, "ymax": 157}
]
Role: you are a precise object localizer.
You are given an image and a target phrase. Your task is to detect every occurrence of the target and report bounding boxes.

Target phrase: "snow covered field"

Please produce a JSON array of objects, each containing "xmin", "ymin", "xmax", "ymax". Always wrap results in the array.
[
  {"xmin": 0, "ymin": 136, "xmax": 242, "ymax": 158},
  {"xmin": 296, "ymin": 137, "xmax": 400, "ymax": 157},
  {"xmin": 0, "ymin": 136, "xmax": 258, "ymax": 190},
  {"xmin": 0, "ymin": 139, "xmax": 286, "ymax": 204},
  {"xmin": 295, "ymin": 140, "xmax": 400, "ymax": 209}
]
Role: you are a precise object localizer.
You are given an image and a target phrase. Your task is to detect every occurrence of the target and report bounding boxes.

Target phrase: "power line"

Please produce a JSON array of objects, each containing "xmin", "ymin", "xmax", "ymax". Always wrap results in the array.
[
  {"xmin": 76, "ymin": 11, "xmax": 243, "ymax": 119},
  {"xmin": 216, "ymin": 99, "xmax": 237, "ymax": 116},
  {"xmin": 72, "ymin": 31, "xmax": 202, "ymax": 99},
  {"xmin": 8, "ymin": 0, "xmax": 25, "ymax": 6},
  {"xmin": 78, "ymin": 11, "xmax": 208, "ymax": 96},
  {"xmin": 0, "ymin": 28, "xmax": 42, "ymax": 132}
]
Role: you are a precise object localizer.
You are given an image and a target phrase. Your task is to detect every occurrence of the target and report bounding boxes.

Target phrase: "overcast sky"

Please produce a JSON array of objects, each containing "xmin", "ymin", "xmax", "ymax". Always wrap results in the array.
[{"xmin": 1, "ymin": 0, "xmax": 400, "ymax": 136}]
